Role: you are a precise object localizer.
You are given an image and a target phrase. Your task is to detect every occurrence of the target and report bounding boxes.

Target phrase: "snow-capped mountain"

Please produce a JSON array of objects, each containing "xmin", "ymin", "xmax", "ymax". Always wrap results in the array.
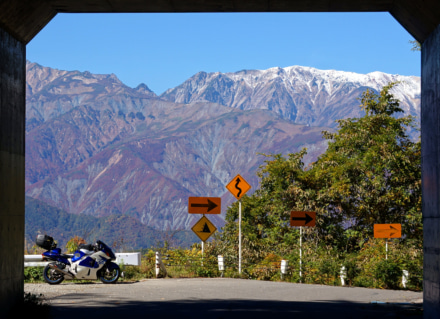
[{"xmin": 160, "ymin": 66, "xmax": 420, "ymax": 128}]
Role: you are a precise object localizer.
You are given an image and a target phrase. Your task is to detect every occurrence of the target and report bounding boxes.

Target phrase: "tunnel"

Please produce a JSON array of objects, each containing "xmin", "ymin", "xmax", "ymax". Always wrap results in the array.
[{"xmin": 1, "ymin": 1, "xmax": 440, "ymax": 318}]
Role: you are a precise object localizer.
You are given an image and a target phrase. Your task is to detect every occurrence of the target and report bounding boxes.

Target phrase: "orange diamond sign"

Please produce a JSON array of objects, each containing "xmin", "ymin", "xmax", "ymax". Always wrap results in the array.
[
  {"xmin": 226, "ymin": 174, "xmax": 251, "ymax": 200},
  {"xmin": 191, "ymin": 216, "xmax": 217, "ymax": 242}
]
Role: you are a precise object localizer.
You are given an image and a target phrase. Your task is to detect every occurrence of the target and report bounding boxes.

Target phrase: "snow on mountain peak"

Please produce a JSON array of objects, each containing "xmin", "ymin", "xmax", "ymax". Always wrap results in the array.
[{"xmin": 160, "ymin": 64, "xmax": 420, "ymax": 129}]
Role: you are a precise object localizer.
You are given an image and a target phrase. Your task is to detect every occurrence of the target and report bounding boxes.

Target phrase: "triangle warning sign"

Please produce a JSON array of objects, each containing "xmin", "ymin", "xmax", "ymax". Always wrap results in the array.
[{"xmin": 192, "ymin": 216, "xmax": 217, "ymax": 242}]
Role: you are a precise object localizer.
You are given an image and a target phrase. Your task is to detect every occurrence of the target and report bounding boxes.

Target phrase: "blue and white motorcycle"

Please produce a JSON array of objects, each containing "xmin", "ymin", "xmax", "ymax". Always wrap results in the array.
[{"xmin": 37, "ymin": 235, "xmax": 121, "ymax": 285}]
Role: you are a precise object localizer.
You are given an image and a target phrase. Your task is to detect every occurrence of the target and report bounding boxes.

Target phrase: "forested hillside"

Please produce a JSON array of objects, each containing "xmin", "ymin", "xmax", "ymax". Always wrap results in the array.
[{"xmin": 25, "ymin": 196, "xmax": 198, "ymax": 251}]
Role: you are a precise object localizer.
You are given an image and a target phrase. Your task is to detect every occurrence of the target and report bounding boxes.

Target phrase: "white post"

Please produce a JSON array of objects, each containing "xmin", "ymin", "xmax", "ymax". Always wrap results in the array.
[
  {"xmin": 402, "ymin": 270, "xmax": 409, "ymax": 288},
  {"xmin": 299, "ymin": 226, "xmax": 302, "ymax": 282},
  {"xmin": 218, "ymin": 255, "xmax": 225, "ymax": 277},
  {"xmin": 340, "ymin": 266, "xmax": 346, "ymax": 286},
  {"xmin": 281, "ymin": 260, "xmax": 288, "ymax": 280},
  {"xmin": 218, "ymin": 255, "xmax": 224, "ymax": 271},
  {"xmin": 386, "ymin": 239, "xmax": 388, "ymax": 260},
  {"xmin": 155, "ymin": 251, "xmax": 167, "ymax": 278},
  {"xmin": 239, "ymin": 200, "xmax": 242, "ymax": 274},
  {"xmin": 201, "ymin": 241, "xmax": 204, "ymax": 266},
  {"xmin": 155, "ymin": 251, "xmax": 161, "ymax": 278}
]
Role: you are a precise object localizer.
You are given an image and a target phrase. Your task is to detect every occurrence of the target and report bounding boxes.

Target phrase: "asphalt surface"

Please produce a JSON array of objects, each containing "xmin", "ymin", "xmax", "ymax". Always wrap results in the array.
[{"xmin": 25, "ymin": 278, "xmax": 423, "ymax": 319}]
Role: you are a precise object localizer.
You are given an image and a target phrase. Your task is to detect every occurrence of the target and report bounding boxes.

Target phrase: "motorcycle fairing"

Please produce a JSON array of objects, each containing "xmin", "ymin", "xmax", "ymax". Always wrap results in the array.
[
  {"xmin": 43, "ymin": 249, "xmax": 70, "ymax": 265},
  {"xmin": 78, "ymin": 256, "xmax": 98, "ymax": 268},
  {"xmin": 106, "ymin": 262, "xmax": 120, "ymax": 271},
  {"xmin": 70, "ymin": 251, "xmax": 110, "ymax": 279}
]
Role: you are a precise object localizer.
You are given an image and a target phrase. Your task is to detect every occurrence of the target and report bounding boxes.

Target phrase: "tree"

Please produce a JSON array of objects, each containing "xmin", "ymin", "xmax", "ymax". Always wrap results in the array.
[
  {"xmin": 409, "ymin": 40, "xmax": 421, "ymax": 52},
  {"xmin": 65, "ymin": 236, "xmax": 86, "ymax": 253},
  {"xmin": 311, "ymin": 82, "xmax": 421, "ymax": 249},
  {"xmin": 214, "ymin": 82, "xmax": 421, "ymax": 259}
]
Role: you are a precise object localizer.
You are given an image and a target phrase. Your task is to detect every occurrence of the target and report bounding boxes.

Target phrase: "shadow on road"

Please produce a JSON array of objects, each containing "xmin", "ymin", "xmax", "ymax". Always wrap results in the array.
[{"xmin": 49, "ymin": 294, "xmax": 423, "ymax": 319}]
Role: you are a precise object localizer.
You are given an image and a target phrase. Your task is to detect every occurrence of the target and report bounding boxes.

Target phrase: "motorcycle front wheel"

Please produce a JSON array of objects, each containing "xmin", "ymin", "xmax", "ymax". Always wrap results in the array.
[
  {"xmin": 43, "ymin": 264, "xmax": 64, "ymax": 285},
  {"xmin": 98, "ymin": 264, "xmax": 120, "ymax": 284}
]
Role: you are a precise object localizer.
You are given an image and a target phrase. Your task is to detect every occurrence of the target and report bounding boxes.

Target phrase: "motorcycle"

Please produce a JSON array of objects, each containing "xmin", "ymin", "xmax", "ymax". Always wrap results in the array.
[{"xmin": 36, "ymin": 234, "xmax": 121, "ymax": 285}]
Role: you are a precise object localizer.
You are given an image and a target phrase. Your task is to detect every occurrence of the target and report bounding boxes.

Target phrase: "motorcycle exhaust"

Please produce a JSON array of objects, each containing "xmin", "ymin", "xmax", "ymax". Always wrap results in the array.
[{"xmin": 48, "ymin": 263, "xmax": 74, "ymax": 279}]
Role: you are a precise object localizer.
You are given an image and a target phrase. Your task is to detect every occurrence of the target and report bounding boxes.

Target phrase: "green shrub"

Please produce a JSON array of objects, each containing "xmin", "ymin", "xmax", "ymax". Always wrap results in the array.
[
  {"xmin": 404, "ymin": 262, "xmax": 423, "ymax": 291},
  {"xmin": 195, "ymin": 266, "xmax": 218, "ymax": 278},
  {"xmin": 317, "ymin": 259, "xmax": 340, "ymax": 285},
  {"xmin": 375, "ymin": 259, "xmax": 403, "ymax": 289},
  {"xmin": 353, "ymin": 275, "xmax": 375, "ymax": 288},
  {"xmin": 342, "ymin": 256, "xmax": 361, "ymax": 286},
  {"xmin": 24, "ymin": 267, "xmax": 44, "ymax": 283}
]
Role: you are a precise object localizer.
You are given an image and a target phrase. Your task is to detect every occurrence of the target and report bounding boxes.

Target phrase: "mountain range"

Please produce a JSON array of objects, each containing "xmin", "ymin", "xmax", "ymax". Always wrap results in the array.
[{"xmin": 25, "ymin": 61, "xmax": 421, "ymax": 241}]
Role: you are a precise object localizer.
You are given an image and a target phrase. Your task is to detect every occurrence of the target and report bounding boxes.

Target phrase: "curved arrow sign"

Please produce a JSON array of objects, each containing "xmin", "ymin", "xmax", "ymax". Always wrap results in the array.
[
  {"xmin": 226, "ymin": 174, "xmax": 251, "ymax": 200},
  {"xmin": 188, "ymin": 197, "xmax": 221, "ymax": 214},
  {"xmin": 290, "ymin": 211, "xmax": 316, "ymax": 227}
]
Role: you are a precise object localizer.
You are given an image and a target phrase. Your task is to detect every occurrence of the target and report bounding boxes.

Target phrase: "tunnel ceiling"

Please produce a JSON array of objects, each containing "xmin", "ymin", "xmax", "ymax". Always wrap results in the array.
[{"xmin": 0, "ymin": 0, "xmax": 440, "ymax": 44}]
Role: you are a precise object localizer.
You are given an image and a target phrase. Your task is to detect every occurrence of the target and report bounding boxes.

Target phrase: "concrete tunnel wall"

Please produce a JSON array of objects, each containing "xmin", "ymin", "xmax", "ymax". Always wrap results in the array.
[
  {"xmin": 0, "ymin": 26, "xmax": 26, "ymax": 313},
  {"xmin": 422, "ymin": 23, "xmax": 440, "ymax": 319}
]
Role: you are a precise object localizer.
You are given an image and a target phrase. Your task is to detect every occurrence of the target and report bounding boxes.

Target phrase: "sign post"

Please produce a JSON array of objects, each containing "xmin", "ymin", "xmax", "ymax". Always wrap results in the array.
[
  {"xmin": 374, "ymin": 224, "xmax": 402, "ymax": 259},
  {"xmin": 239, "ymin": 200, "xmax": 242, "ymax": 274},
  {"xmin": 188, "ymin": 197, "xmax": 220, "ymax": 265},
  {"xmin": 226, "ymin": 174, "xmax": 251, "ymax": 274},
  {"xmin": 290, "ymin": 211, "xmax": 316, "ymax": 282},
  {"xmin": 299, "ymin": 226, "xmax": 302, "ymax": 282}
]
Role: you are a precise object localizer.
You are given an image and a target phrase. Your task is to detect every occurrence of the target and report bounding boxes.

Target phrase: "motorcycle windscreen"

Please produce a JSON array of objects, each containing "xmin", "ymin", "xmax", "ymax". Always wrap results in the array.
[{"xmin": 100, "ymin": 241, "xmax": 116, "ymax": 260}]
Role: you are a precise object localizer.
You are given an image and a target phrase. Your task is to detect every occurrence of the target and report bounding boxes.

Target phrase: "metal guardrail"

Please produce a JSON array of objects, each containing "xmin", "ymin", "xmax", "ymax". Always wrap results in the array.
[{"xmin": 24, "ymin": 252, "xmax": 141, "ymax": 267}]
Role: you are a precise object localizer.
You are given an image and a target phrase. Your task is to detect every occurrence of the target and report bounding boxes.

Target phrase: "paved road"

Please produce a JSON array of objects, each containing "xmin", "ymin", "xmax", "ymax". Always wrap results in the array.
[{"xmin": 25, "ymin": 278, "xmax": 423, "ymax": 319}]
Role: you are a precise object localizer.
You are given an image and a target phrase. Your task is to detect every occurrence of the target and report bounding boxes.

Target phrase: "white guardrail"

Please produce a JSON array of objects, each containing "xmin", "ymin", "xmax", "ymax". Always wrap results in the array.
[{"xmin": 24, "ymin": 252, "xmax": 141, "ymax": 267}]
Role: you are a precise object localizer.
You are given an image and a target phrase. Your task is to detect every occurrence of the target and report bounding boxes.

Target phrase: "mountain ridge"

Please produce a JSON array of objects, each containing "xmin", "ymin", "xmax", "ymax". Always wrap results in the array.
[{"xmin": 160, "ymin": 65, "xmax": 420, "ymax": 128}]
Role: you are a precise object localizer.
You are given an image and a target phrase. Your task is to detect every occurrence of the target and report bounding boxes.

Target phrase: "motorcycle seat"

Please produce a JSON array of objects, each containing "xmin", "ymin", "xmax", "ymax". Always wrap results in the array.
[{"xmin": 61, "ymin": 253, "xmax": 74, "ymax": 258}]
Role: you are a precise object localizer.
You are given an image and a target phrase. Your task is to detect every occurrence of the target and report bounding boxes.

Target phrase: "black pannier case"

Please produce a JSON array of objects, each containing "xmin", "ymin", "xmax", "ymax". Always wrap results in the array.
[{"xmin": 36, "ymin": 234, "xmax": 54, "ymax": 250}]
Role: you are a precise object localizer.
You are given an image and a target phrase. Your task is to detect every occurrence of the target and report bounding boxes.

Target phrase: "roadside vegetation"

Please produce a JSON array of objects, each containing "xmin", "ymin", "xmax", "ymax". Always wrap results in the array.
[
  {"xmin": 25, "ymin": 83, "xmax": 422, "ymax": 291},
  {"xmin": 206, "ymin": 82, "xmax": 422, "ymax": 290}
]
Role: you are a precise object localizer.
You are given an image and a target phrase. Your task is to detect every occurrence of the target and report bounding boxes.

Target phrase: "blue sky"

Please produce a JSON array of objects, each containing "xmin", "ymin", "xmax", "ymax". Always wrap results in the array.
[{"xmin": 27, "ymin": 12, "xmax": 420, "ymax": 95}]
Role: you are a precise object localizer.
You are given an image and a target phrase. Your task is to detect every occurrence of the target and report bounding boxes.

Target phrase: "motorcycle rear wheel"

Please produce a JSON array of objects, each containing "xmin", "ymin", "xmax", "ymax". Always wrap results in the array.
[
  {"xmin": 98, "ymin": 265, "xmax": 120, "ymax": 284},
  {"xmin": 43, "ymin": 264, "xmax": 64, "ymax": 285}
]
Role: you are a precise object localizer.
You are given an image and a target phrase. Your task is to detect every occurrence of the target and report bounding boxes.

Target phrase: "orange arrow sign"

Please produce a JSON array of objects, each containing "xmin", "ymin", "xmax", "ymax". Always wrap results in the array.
[
  {"xmin": 188, "ymin": 197, "xmax": 221, "ymax": 214},
  {"xmin": 290, "ymin": 211, "xmax": 316, "ymax": 227},
  {"xmin": 374, "ymin": 224, "xmax": 402, "ymax": 238}
]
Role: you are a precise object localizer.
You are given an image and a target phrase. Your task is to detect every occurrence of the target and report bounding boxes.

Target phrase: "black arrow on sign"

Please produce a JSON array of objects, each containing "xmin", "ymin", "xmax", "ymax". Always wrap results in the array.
[
  {"xmin": 291, "ymin": 213, "xmax": 314, "ymax": 225},
  {"xmin": 235, "ymin": 177, "xmax": 242, "ymax": 198},
  {"xmin": 191, "ymin": 199, "xmax": 218, "ymax": 212},
  {"xmin": 389, "ymin": 225, "xmax": 398, "ymax": 237}
]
